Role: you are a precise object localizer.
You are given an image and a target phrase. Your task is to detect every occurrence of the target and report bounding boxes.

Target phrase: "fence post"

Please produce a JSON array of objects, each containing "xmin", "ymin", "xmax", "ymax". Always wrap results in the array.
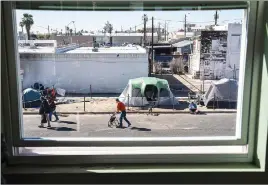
[
  {"xmin": 90, "ymin": 85, "xmax": 92, "ymax": 99},
  {"xmin": 213, "ymin": 93, "xmax": 215, "ymax": 110},
  {"xmin": 173, "ymin": 96, "xmax": 175, "ymax": 111},
  {"xmin": 84, "ymin": 96, "xmax": 85, "ymax": 112},
  {"xmin": 127, "ymin": 94, "xmax": 130, "ymax": 110},
  {"xmin": 142, "ymin": 95, "xmax": 144, "ymax": 108}
]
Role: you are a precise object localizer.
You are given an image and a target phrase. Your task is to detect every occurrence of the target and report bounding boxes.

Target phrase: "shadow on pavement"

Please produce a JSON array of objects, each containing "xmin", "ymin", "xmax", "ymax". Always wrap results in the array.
[
  {"xmin": 131, "ymin": 127, "xmax": 151, "ymax": 132},
  {"xmin": 47, "ymin": 127, "xmax": 77, "ymax": 131},
  {"xmin": 58, "ymin": 121, "xmax": 77, "ymax": 124},
  {"xmin": 156, "ymin": 101, "xmax": 189, "ymax": 110}
]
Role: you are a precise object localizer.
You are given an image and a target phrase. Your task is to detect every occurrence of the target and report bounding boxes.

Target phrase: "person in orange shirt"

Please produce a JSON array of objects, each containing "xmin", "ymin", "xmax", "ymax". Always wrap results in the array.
[{"xmin": 115, "ymin": 98, "xmax": 131, "ymax": 128}]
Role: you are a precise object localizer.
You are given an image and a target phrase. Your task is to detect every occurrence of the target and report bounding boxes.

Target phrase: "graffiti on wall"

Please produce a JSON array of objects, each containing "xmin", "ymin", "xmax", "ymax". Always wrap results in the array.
[{"xmin": 200, "ymin": 31, "xmax": 228, "ymax": 80}]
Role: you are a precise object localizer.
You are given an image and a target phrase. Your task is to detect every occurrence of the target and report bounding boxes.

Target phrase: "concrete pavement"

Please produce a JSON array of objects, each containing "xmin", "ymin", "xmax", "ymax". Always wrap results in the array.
[{"xmin": 23, "ymin": 113, "xmax": 236, "ymax": 137}]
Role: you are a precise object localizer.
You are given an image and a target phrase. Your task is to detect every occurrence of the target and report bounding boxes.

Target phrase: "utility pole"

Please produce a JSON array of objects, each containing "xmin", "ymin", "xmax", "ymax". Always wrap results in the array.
[
  {"xmin": 158, "ymin": 22, "xmax": 161, "ymax": 41},
  {"xmin": 48, "ymin": 25, "xmax": 50, "ymax": 35},
  {"xmin": 135, "ymin": 26, "xmax": 136, "ymax": 32},
  {"xmin": 214, "ymin": 10, "xmax": 219, "ymax": 26},
  {"xmin": 143, "ymin": 14, "xmax": 148, "ymax": 47},
  {"xmin": 150, "ymin": 17, "xmax": 154, "ymax": 76},
  {"xmin": 184, "ymin": 14, "xmax": 187, "ymax": 37},
  {"xmin": 164, "ymin": 21, "xmax": 167, "ymax": 41}
]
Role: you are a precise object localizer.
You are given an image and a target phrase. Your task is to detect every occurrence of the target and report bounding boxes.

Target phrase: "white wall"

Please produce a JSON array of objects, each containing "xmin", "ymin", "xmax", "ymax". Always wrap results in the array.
[
  {"xmin": 20, "ymin": 54, "xmax": 148, "ymax": 94},
  {"xmin": 226, "ymin": 23, "xmax": 242, "ymax": 79},
  {"xmin": 189, "ymin": 39, "xmax": 201, "ymax": 75}
]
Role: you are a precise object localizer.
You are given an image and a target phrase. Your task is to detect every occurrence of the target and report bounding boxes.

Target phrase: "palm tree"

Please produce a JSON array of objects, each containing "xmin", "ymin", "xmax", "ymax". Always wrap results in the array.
[
  {"xmin": 103, "ymin": 21, "xmax": 113, "ymax": 45},
  {"xmin": 21, "ymin": 13, "xmax": 34, "ymax": 40},
  {"xmin": 69, "ymin": 29, "xmax": 73, "ymax": 36},
  {"xmin": 66, "ymin": 26, "xmax": 70, "ymax": 36},
  {"xmin": 19, "ymin": 22, "xmax": 24, "ymax": 33}
]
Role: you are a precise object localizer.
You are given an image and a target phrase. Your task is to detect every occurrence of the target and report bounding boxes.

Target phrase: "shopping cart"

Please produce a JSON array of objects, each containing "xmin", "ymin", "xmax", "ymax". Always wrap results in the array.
[{"xmin": 108, "ymin": 113, "xmax": 120, "ymax": 128}]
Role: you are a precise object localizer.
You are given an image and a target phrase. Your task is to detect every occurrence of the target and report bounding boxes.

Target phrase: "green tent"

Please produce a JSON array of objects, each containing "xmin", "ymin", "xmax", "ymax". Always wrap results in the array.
[{"xmin": 119, "ymin": 77, "xmax": 179, "ymax": 107}]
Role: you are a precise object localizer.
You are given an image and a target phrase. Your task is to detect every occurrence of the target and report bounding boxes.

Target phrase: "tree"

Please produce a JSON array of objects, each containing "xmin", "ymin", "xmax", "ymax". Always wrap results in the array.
[
  {"xmin": 69, "ymin": 29, "xmax": 73, "ymax": 36},
  {"xmin": 103, "ymin": 21, "xmax": 113, "ymax": 44},
  {"xmin": 66, "ymin": 26, "xmax": 70, "ymax": 36},
  {"xmin": 21, "ymin": 13, "xmax": 34, "ymax": 40},
  {"xmin": 19, "ymin": 22, "xmax": 24, "ymax": 33}
]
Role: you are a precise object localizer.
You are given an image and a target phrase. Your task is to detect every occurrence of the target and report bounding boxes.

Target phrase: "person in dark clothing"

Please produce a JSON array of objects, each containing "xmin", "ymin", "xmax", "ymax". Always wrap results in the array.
[
  {"xmin": 39, "ymin": 96, "xmax": 51, "ymax": 128},
  {"xmin": 189, "ymin": 101, "xmax": 198, "ymax": 114},
  {"xmin": 48, "ymin": 98, "xmax": 59, "ymax": 122}
]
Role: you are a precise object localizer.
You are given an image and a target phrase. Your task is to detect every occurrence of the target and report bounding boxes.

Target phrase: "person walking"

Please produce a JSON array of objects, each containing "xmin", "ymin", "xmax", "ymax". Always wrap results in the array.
[
  {"xmin": 115, "ymin": 98, "xmax": 131, "ymax": 128},
  {"xmin": 48, "ymin": 97, "xmax": 59, "ymax": 122},
  {"xmin": 39, "ymin": 96, "xmax": 51, "ymax": 128}
]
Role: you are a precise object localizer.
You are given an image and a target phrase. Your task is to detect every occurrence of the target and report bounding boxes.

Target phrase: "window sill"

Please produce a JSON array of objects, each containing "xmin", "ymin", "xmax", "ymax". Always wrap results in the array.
[{"xmin": 3, "ymin": 163, "xmax": 262, "ymax": 175}]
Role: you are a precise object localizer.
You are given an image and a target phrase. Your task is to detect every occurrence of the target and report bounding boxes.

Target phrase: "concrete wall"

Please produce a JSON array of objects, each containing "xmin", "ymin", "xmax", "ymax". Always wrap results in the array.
[
  {"xmin": 189, "ymin": 39, "xmax": 201, "ymax": 76},
  {"xmin": 51, "ymin": 35, "xmax": 94, "ymax": 47},
  {"xmin": 20, "ymin": 54, "xmax": 148, "ymax": 94},
  {"xmin": 225, "ymin": 23, "xmax": 242, "ymax": 79}
]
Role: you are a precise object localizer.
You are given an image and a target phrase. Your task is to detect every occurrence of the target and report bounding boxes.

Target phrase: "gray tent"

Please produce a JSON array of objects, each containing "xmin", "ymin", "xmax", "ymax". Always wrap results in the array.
[{"xmin": 203, "ymin": 78, "xmax": 238, "ymax": 109}]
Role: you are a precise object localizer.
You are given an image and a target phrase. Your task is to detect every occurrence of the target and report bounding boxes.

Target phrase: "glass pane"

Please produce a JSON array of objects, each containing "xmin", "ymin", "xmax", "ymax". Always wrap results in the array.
[{"xmin": 14, "ymin": 2, "xmax": 247, "ymax": 138}]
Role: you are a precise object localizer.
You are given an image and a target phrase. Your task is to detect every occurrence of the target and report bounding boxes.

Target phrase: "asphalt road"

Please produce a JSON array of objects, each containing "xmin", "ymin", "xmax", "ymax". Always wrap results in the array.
[{"xmin": 23, "ymin": 113, "xmax": 236, "ymax": 137}]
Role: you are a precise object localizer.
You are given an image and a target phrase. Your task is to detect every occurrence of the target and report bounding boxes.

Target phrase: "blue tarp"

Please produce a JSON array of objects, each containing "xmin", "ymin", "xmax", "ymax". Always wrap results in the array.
[{"xmin": 22, "ymin": 88, "xmax": 41, "ymax": 102}]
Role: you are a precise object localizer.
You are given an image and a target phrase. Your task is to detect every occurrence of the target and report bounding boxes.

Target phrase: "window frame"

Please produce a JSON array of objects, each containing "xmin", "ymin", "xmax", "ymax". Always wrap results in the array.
[{"xmin": 1, "ymin": 1, "xmax": 266, "ymax": 165}]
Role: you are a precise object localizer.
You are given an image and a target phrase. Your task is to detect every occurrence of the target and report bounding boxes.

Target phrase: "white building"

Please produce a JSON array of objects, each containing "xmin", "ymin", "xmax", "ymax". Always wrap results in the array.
[
  {"xmin": 91, "ymin": 32, "xmax": 158, "ymax": 45},
  {"xmin": 189, "ymin": 23, "xmax": 242, "ymax": 80},
  {"xmin": 19, "ymin": 41, "xmax": 148, "ymax": 93}
]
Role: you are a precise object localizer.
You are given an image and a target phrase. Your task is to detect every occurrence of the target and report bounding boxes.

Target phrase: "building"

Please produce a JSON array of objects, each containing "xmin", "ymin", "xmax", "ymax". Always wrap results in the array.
[
  {"xmin": 189, "ymin": 23, "xmax": 242, "ymax": 80},
  {"xmin": 91, "ymin": 32, "xmax": 158, "ymax": 45},
  {"xmin": 169, "ymin": 31, "xmax": 194, "ymax": 40},
  {"xmin": 50, "ymin": 35, "xmax": 94, "ymax": 47},
  {"xmin": 172, "ymin": 40, "xmax": 193, "ymax": 55},
  {"xmin": 19, "ymin": 40, "xmax": 148, "ymax": 94}
]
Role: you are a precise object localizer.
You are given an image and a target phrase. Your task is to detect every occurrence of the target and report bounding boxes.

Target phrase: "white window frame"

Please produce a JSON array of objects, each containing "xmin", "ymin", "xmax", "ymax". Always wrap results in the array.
[{"xmin": 1, "ymin": 1, "xmax": 266, "ymax": 165}]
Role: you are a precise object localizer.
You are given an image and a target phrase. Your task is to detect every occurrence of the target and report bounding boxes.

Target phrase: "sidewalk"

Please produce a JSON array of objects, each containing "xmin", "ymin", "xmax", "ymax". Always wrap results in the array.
[{"xmin": 23, "ymin": 98, "xmax": 237, "ymax": 114}]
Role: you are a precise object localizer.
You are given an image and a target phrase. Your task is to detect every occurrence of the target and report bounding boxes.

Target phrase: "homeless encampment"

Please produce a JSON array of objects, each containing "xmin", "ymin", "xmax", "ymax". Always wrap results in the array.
[
  {"xmin": 203, "ymin": 78, "xmax": 238, "ymax": 109},
  {"xmin": 22, "ymin": 88, "xmax": 41, "ymax": 108},
  {"xmin": 119, "ymin": 77, "xmax": 179, "ymax": 107}
]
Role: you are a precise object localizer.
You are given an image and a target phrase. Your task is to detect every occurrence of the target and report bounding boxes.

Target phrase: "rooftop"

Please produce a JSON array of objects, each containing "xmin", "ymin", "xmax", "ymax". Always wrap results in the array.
[
  {"xmin": 18, "ymin": 46, "xmax": 55, "ymax": 53},
  {"xmin": 91, "ymin": 32, "xmax": 158, "ymax": 37},
  {"xmin": 172, "ymin": 40, "xmax": 193, "ymax": 48},
  {"xmin": 65, "ymin": 45, "xmax": 147, "ymax": 54}
]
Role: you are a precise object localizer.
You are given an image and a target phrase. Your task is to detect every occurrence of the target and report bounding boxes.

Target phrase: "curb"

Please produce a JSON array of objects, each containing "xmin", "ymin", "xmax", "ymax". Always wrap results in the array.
[{"xmin": 23, "ymin": 110, "xmax": 237, "ymax": 115}]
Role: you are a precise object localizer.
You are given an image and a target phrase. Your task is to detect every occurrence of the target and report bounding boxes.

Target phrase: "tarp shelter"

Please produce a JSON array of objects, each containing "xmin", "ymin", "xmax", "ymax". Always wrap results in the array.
[
  {"xmin": 203, "ymin": 78, "xmax": 238, "ymax": 109},
  {"xmin": 119, "ymin": 77, "xmax": 179, "ymax": 107},
  {"xmin": 22, "ymin": 88, "xmax": 41, "ymax": 108}
]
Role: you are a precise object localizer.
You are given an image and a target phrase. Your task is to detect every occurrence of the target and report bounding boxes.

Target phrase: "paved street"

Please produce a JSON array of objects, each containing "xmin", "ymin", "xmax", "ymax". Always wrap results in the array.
[{"xmin": 23, "ymin": 113, "xmax": 236, "ymax": 137}]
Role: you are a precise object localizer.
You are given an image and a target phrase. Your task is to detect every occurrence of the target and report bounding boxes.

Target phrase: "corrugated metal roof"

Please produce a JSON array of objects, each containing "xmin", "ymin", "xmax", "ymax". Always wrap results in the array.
[{"xmin": 172, "ymin": 40, "xmax": 193, "ymax": 48}]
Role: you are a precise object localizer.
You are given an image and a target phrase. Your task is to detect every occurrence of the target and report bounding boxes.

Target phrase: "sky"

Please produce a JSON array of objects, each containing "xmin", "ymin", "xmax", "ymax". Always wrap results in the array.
[{"xmin": 16, "ymin": 9, "xmax": 244, "ymax": 34}]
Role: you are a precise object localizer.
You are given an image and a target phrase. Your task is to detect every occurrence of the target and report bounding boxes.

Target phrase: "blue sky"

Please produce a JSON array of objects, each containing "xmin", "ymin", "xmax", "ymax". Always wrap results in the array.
[{"xmin": 16, "ymin": 9, "xmax": 244, "ymax": 34}]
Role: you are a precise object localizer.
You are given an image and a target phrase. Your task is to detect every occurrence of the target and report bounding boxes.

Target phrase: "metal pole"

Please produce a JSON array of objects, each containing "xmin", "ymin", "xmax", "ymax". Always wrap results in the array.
[
  {"xmin": 213, "ymin": 93, "xmax": 215, "ymax": 110},
  {"xmin": 128, "ymin": 94, "xmax": 130, "ymax": 110},
  {"xmin": 84, "ymin": 96, "xmax": 85, "ymax": 112},
  {"xmin": 184, "ymin": 14, "xmax": 187, "ymax": 37},
  {"xmin": 151, "ymin": 17, "xmax": 154, "ymax": 76},
  {"xmin": 173, "ymin": 96, "xmax": 175, "ymax": 111},
  {"xmin": 202, "ymin": 66, "xmax": 205, "ymax": 93},
  {"xmin": 90, "ymin": 85, "xmax": 92, "ymax": 99}
]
